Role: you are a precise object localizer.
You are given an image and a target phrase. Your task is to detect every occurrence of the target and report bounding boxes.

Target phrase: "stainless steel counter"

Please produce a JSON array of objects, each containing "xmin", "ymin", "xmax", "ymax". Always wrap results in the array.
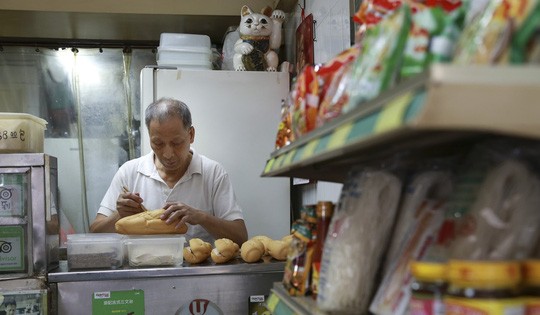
[
  {"xmin": 49, "ymin": 258, "xmax": 285, "ymax": 315},
  {"xmin": 49, "ymin": 258, "xmax": 285, "ymax": 282}
]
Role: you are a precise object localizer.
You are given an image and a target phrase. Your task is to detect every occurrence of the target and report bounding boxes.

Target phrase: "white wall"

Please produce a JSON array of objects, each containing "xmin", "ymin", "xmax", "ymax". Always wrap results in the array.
[{"xmin": 284, "ymin": 0, "xmax": 352, "ymax": 65}]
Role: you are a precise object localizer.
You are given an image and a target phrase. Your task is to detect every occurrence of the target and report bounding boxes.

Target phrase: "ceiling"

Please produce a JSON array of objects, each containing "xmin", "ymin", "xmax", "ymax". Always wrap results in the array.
[{"xmin": 0, "ymin": 0, "xmax": 299, "ymax": 47}]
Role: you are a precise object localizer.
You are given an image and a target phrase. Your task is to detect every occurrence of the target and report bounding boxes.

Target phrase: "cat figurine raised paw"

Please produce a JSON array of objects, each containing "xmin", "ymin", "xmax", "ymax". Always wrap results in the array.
[{"xmin": 233, "ymin": 5, "xmax": 285, "ymax": 71}]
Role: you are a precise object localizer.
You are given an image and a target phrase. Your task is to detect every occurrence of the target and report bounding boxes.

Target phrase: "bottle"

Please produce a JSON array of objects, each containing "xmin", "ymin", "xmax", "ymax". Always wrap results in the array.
[
  {"xmin": 311, "ymin": 201, "xmax": 335, "ymax": 298},
  {"xmin": 409, "ymin": 261, "xmax": 447, "ymax": 315},
  {"xmin": 445, "ymin": 260, "xmax": 525, "ymax": 315},
  {"xmin": 283, "ymin": 205, "xmax": 316, "ymax": 296},
  {"xmin": 522, "ymin": 260, "xmax": 540, "ymax": 314}
]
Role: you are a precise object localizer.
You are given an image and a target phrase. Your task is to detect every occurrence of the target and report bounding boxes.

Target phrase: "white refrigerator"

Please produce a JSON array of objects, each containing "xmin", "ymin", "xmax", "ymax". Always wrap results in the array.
[{"xmin": 140, "ymin": 67, "xmax": 290, "ymax": 240}]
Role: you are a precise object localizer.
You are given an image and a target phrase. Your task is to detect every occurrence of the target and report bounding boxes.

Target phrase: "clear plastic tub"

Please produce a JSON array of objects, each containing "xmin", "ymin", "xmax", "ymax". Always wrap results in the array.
[
  {"xmin": 159, "ymin": 33, "xmax": 211, "ymax": 50},
  {"xmin": 157, "ymin": 47, "xmax": 212, "ymax": 69},
  {"xmin": 67, "ymin": 233, "xmax": 124, "ymax": 270},
  {"xmin": 0, "ymin": 113, "xmax": 47, "ymax": 153},
  {"xmin": 125, "ymin": 235, "xmax": 185, "ymax": 267}
]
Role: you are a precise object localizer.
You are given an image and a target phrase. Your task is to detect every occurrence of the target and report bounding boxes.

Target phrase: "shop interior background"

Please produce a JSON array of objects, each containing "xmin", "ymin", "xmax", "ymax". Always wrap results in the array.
[{"xmin": 0, "ymin": 0, "xmax": 353, "ymax": 239}]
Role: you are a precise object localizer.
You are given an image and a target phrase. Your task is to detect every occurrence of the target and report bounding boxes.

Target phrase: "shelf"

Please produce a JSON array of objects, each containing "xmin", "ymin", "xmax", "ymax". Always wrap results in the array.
[
  {"xmin": 0, "ymin": 0, "xmax": 297, "ymax": 44},
  {"xmin": 267, "ymin": 282, "xmax": 328, "ymax": 315},
  {"xmin": 261, "ymin": 65, "xmax": 540, "ymax": 183}
]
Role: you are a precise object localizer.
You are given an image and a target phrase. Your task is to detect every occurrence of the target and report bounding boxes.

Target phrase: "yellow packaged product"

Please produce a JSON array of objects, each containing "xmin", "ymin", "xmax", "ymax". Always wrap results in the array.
[
  {"xmin": 445, "ymin": 260, "xmax": 525, "ymax": 315},
  {"xmin": 522, "ymin": 260, "xmax": 540, "ymax": 314}
]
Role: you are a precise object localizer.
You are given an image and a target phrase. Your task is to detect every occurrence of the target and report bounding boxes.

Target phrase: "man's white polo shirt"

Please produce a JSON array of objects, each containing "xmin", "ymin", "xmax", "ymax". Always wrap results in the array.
[{"xmin": 98, "ymin": 149, "xmax": 243, "ymax": 243}]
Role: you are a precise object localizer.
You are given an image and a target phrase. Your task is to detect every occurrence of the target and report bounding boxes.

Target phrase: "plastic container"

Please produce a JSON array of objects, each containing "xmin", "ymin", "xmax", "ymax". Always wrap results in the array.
[
  {"xmin": 125, "ymin": 235, "xmax": 185, "ymax": 267},
  {"xmin": 156, "ymin": 47, "xmax": 212, "ymax": 69},
  {"xmin": 67, "ymin": 233, "xmax": 124, "ymax": 270},
  {"xmin": 0, "ymin": 113, "xmax": 47, "ymax": 153},
  {"xmin": 159, "ymin": 33, "xmax": 211, "ymax": 50},
  {"xmin": 445, "ymin": 260, "xmax": 525, "ymax": 315},
  {"xmin": 409, "ymin": 261, "xmax": 447, "ymax": 315},
  {"xmin": 157, "ymin": 33, "xmax": 213, "ymax": 69}
]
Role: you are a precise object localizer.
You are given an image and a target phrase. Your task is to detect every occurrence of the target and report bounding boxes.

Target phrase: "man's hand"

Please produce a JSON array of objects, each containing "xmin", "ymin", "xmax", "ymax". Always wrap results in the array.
[
  {"xmin": 161, "ymin": 202, "xmax": 205, "ymax": 230},
  {"xmin": 116, "ymin": 191, "xmax": 146, "ymax": 218}
]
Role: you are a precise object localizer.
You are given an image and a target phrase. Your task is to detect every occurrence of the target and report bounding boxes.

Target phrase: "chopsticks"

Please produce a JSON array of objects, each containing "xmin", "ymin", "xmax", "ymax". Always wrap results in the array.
[{"xmin": 122, "ymin": 186, "xmax": 149, "ymax": 211}]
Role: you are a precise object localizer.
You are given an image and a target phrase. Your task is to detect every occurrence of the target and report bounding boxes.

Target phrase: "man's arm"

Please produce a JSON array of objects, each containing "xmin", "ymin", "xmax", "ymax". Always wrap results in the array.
[
  {"xmin": 198, "ymin": 216, "xmax": 248, "ymax": 246},
  {"xmin": 89, "ymin": 213, "xmax": 120, "ymax": 233},
  {"xmin": 161, "ymin": 204, "xmax": 248, "ymax": 245}
]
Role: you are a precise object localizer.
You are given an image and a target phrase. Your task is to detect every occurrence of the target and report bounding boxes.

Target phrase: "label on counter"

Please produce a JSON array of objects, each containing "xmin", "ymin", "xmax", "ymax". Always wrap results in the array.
[
  {"xmin": 0, "ymin": 173, "xmax": 25, "ymax": 217},
  {"xmin": 249, "ymin": 295, "xmax": 271, "ymax": 315},
  {"xmin": 92, "ymin": 289, "xmax": 144, "ymax": 315},
  {"xmin": 0, "ymin": 225, "xmax": 25, "ymax": 272}
]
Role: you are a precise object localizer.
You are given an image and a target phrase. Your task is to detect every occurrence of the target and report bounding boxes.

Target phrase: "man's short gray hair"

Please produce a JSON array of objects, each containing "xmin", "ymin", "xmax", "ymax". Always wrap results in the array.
[{"xmin": 145, "ymin": 97, "xmax": 192, "ymax": 129}]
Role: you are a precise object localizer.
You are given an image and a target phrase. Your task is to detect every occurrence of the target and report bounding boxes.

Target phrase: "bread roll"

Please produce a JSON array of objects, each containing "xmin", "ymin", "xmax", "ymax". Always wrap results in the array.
[
  {"xmin": 115, "ymin": 209, "xmax": 188, "ymax": 235},
  {"xmin": 267, "ymin": 239, "xmax": 289, "ymax": 261},
  {"xmin": 183, "ymin": 238, "xmax": 212, "ymax": 264},
  {"xmin": 282, "ymin": 234, "xmax": 294, "ymax": 246},
  {"xmin": 252, "ymin": 235, "xmax": 272, "ymax": 256},
  {"xmin": 211, "ymin": 238, "xmax": 239, "ymax": 264},
  {"xmin": 240, "ymin": 239, "xmax": 265, "ymax": 263}
]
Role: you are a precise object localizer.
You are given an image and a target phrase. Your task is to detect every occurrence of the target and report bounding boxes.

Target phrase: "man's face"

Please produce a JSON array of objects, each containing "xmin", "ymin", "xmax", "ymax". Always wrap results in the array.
[{"xmin": 149, "ymin": 116, "xmax": 194, "ymax": 172}]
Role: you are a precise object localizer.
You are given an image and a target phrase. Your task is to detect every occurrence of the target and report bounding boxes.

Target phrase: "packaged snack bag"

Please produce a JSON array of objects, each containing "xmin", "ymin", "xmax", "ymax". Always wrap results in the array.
[
  {"xmin": 454, "ymin": 0, "xmax": 538, "ymax": 64},
  {"xmin": 401, "ymin": 4, "xmax": 447, "ymax": 78},
  {"xmin": 275, "ymin": 95, "xmax": 294, "ymax": 150},
  {"xmin": 291, "ymin": 66, "xmax": 319, "ymax": 138},
  {"xmin": 510, "ymin": 0, "xmax": 540, "ymax": 63},
  {"xmin": 316, "ymin": 45, "xmax": 361, "ymax": 126},
  {"xmin": 343, "ymin": 5, "xmax": 411, "ymax": 114}
]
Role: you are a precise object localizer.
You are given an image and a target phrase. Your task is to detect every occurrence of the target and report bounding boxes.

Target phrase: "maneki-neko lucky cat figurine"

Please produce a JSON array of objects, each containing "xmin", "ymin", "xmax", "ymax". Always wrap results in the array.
[{"xmin": 233, "ymin": 5, "xmax": 285, "ymax": 71}]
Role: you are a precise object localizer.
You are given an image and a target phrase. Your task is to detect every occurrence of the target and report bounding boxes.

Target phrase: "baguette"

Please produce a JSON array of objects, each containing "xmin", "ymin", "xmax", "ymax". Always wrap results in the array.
[
  {"xmin": 115, "ymin": 209, "xmax": 188, "ymax": 235},
  {"xmin": 240, "ymin": 239, "xmax": 265, "ymax": 263},
  {"xmin": 183, "ymin": 238, "xmax": 212, "ymax": 264},
  {"xmin": 211, "ymin": 238, "xmax": 239, "ymax": 264}
]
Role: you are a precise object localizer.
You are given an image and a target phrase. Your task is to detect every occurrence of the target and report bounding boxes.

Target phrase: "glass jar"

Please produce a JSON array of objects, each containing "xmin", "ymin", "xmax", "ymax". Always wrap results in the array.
[
  {"xmin": 409, "ymin": 260, "xmax": 448, "ymax": 315},
  {"xmin": 445, "ymin": 260, "xmax": 525, "ymax": 315},
  {"xmin": 522, "ymin": 260, "xmax": 540, "ymax": 314}
]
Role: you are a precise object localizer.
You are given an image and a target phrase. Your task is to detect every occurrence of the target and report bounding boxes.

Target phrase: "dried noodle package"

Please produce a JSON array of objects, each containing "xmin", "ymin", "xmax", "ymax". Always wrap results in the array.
[
  {"xmin": 317, "ymin": 169, "xmax": 402, "ymax": 313},
  {"xmin": 449, "ymin": 159, "xmax": 540, "ymax": 260},
  {"xmin": 370, "ymin": 171, "xmax": 454, "ymax": 315}
]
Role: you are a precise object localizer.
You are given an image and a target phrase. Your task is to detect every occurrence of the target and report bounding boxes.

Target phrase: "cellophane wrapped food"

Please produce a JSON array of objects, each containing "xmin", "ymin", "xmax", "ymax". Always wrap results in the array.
[
  {"xmin": 453, "ymin": 0, "xmax": 538, "ymax": 64},
  {"xmin": 274, "ymin": 94, "xmax": 294, "ymax": 150},
  {"xmin": 434, "ymin": 140, "xmax": 540, "ymax": 261},
  {"xmin": 291, "ymin": 65, "xmax": 319, "ymax": 138},
  {"xmin": 510, "ymin": 0, "xmax": 540, "ymax": 63},
  {"xmin": 400, "ymin": 2, "xmax": 466, "ymax": 78},
  {"xmin": 342, "ymin": 5, "xmax": 411, "ymax": 114},
  {"xmin": 316, "ymin": 45, "xmax": 361, "ymax": 127},
  {"xmin": 317, "ymin": 168, "xmax": 402, "ymax": 313},
  {"xmin": 370, "ymin": 169, "xmax": 454, "ymax": 315}
]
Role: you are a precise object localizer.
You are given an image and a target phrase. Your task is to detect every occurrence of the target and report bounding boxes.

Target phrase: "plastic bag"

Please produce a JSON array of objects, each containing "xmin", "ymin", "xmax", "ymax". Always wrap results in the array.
[
  {"xmin": 317, "ymin": 168, "xmax": 402, "ymax": 313},
  {"xmin": 343, "ymin": 5, "xmax": 411, "ymax": 114}
]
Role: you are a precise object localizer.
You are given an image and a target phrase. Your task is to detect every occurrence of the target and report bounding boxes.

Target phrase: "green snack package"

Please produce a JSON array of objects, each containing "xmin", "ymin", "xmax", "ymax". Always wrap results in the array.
[
  {"xmin": 343, "ymin": 5, "xmax": 411, "ymax": 114},
  {"xmin": 510, "ymin": 1, "xmax": 540, "ymax": 63},
  {"xmin": 401, "ymin": 6, "xmax": 446, "ymax": 78}
]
